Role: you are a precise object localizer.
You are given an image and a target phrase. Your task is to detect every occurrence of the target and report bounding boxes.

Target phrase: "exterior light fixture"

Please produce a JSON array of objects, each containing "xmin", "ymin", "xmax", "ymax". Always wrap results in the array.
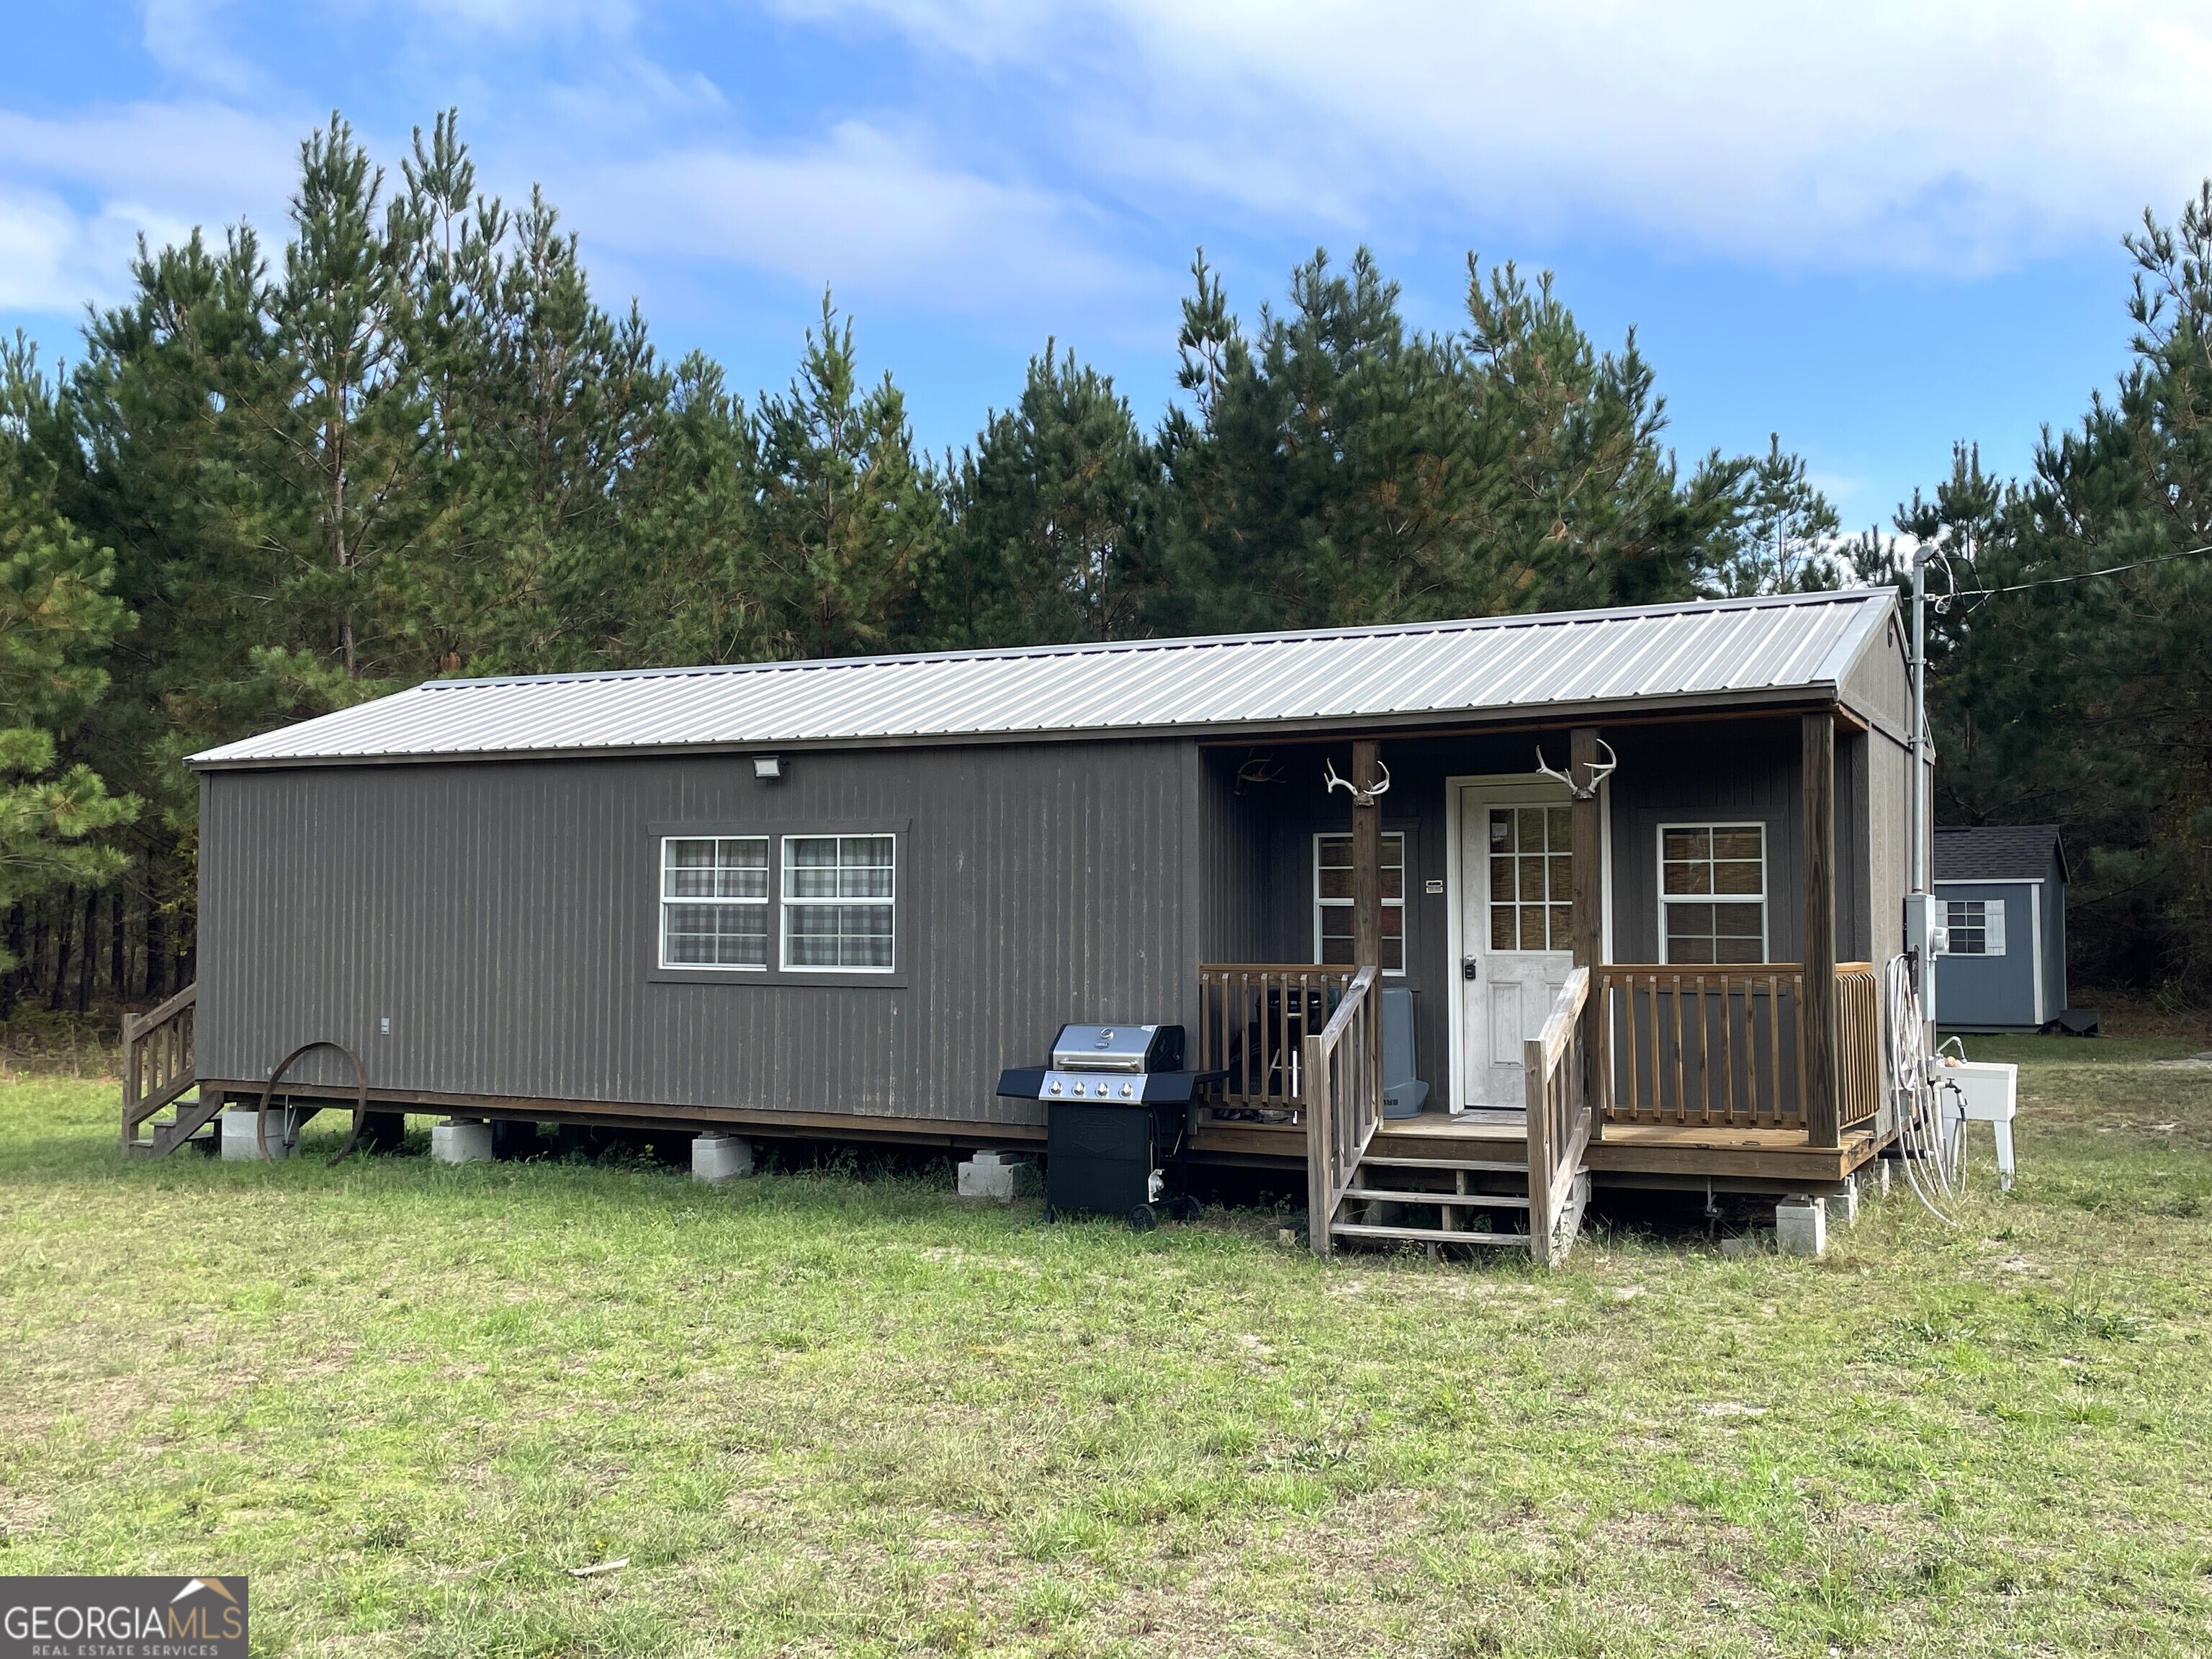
[{"xmin": 753, "ymin": 754, "xmax": 783, "ymax": 781}]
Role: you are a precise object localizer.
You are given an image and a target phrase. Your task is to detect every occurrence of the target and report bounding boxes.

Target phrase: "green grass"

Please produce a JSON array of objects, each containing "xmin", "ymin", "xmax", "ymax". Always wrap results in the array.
[{"xmin": 1, "ymin": 1047, "xmax": 2208, "ymax": 1658}]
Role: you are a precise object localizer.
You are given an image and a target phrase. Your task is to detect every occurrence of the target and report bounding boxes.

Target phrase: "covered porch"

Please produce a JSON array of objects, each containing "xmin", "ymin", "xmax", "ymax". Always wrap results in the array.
[{"xmin": 1190, "ymin": 711, "xmax": 1899, "ymax": 1254}]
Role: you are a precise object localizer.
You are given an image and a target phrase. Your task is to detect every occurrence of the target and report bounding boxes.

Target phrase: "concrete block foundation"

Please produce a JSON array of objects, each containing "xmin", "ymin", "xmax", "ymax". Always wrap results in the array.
[
  {"xmin": 958, "ymin": 1150, "xmax": 1041, "ymax": 1203},
  {"xmin": 220, "ymin": 1106, "xmax": 297, "ymax": 1161},
  {"xmin": 1825, "ymin": 1174, "xmax": 1861, "ymax": 1231},
  {"xmin": 1776, "ymin": 1195, "xmax": 1827, "ymax": 1258},
  {"xmin": 431, "ymin": 1119, "xmax": 496, "ymax": 1164},
  {"xmin": 692, "ymin": 1133, "xmax": 755, "ymax": 1182}
]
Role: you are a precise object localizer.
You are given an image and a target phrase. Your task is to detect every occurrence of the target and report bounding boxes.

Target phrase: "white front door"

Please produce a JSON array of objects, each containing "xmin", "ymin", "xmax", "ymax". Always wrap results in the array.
[{"xmin": 1457, "ymin": 784, "xmax": 1577, "ymax": 1110}]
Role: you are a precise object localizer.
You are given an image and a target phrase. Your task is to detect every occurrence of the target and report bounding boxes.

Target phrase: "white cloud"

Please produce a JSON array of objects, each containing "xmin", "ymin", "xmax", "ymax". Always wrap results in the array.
[
  {"xmin": 0, "ymin": 101, "xmax": 302, "ymax": 316},
  {"xmin": 782, "ymin": 0, "xmax": 2212, "ymax": 271},
  {"xmin": 565, "ymin": 121, "xmax": 1154, "ymax": 317},
  {"xmin": 141, "ymin": 0, "xmax": 258, "ymax": 95},
  {"xmin": 0, "ymin": 188, "xmax": 81, "ymax": 313}
]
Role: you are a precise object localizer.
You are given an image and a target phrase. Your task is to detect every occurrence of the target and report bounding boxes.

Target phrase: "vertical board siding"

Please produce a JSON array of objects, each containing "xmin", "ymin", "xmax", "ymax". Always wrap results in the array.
[
  {"xmin": 199, "ymin": 739, "xmax": 1197, "ymax": 1123},
  {"xmin": 1865, "ymin": 727, "xmax": 1913, "ymax": 964},
  {"xmin": 1608, "ymin": 726, "xmax": 1802, "ymax": 964}
]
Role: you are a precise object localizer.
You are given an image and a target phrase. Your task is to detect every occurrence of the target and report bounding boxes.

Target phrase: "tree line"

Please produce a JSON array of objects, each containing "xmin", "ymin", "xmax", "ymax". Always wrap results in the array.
[
  {"xmin": 0, "ymin": 111, "xmax": 2200, "ymax": 1009},
  {"xmin": 1859, "ymin": 181, "xmax": 2212, "ymax": 999}
]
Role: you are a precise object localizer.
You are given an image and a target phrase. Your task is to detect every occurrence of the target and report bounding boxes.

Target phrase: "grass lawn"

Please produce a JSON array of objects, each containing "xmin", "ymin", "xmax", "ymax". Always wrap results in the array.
[{"xmin": 2, "ymin": 1037, "xmax": 2208, "ymax": 1658}]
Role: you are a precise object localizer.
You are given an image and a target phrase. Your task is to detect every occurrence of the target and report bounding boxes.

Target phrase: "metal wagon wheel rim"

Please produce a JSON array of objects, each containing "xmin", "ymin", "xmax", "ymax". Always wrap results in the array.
[{"xmin": 255, "ymin": 1040, "xmax": 370, "ymax": 1166}]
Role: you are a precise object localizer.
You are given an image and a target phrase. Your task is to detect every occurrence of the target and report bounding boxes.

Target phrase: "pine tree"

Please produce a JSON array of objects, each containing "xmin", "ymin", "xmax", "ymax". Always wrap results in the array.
[
  {"xmin": 1699, "ymin": 434, "xmax": 1843, "ymax": 596},
  {"xmin": 750, "ymin": 297, "xmax": 943, "ymax": 660},
  {"xmin": 0, "ymin": 339, "xmax": 135, "ymax": 967},
  {"xmin": 938, "ymin": 345, "xmax": 1159, "ymax": 646}
]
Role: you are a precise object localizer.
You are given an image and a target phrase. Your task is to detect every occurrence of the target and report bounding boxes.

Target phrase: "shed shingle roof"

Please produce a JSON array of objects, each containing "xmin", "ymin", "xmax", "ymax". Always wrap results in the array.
[
  {"xmin": 189, "ymin": 588, "xmax": 1898, "ymax": 768},
  {"xmin": 1934, "ymin": 824, "xmax": 2067, "ymax": 884}
]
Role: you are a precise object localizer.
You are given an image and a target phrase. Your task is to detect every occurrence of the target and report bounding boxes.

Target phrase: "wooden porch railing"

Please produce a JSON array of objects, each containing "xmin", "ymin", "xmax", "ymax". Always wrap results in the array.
[
  {"xmin": 1197, "ymin": 963, "xmax": 1358, "ymax": 1116},
  {"xmin": 1303, "ymin": 965, "xmax": 1380, "ymax": 1256},
  {"xmin": 1597, "ymin": 961, "xmax": 1877, "ymax": 1135},
  {"xmin": 1837, "ymin": 963, "xmax": 1883, "ymax": 1133},
  {"xmin": 1525, "ymin": 966, "xmax": 1593, "ymax": 1267},
  {"xmin": 120, "ymin": 984, "xmax": 210, "ymax": 1155},
  {"xmin": 1601, "ymin": 963, "xmax": 1806, "ymax": 1128}
]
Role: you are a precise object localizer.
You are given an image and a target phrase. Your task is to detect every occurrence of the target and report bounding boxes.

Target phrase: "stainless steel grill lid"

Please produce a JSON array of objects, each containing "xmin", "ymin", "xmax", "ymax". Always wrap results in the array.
[{"xmin": 1048, "ymin": 1023, "xmax": 1184, "ymax": 1073}]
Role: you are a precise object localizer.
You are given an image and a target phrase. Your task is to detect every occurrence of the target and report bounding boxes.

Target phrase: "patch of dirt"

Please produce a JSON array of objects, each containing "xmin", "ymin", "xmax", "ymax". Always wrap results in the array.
[{"xmin": 2074, "ymin": 991, "xmax": 2212, "ymax": 1043}]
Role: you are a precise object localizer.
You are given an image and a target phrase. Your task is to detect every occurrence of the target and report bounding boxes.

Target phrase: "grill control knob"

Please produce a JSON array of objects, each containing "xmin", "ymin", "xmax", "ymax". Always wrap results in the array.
[
  {"xmin": 1120, "ymin": 1082, "xmax": 1134, "ymax": 1098},
  {"xmin": 1071, "ymin": 1080, "xmax": 1085, "ymax": 1095},
  {"xmin": 1048, "ymin": 1080, "xmax": 1062, "ymax": 1094}
]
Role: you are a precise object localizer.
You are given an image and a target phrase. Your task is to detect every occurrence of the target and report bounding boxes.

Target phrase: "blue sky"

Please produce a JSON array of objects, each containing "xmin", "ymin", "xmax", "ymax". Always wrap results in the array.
[{"xmin": 4, "ymin": 1, "xmax": 2208, "ymax": 531}]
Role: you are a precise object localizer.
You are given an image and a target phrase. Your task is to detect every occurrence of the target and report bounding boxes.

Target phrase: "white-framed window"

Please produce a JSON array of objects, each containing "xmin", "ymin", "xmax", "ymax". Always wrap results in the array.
[
  {"xmin": 1314, "ymin": 832, "xmax": 1406, "ymax": 973},
  {"xmin": 660, "ymin": 836, "xmax": 770, "ymax": 969},
  {"xmin": 782, "ymin": 834, "xmax": 897, "ymax": 971},
  {"xmin": 1941, "ymin": 897, "xmax": 2005, "ymax": 956},
  {"xmin": 1488, "ymin": 804, "xmax": 1574, "ymax": 952},
  {"xmin": 1659, "ymin": 823, "xmax": 1767, "ymax": 965}
]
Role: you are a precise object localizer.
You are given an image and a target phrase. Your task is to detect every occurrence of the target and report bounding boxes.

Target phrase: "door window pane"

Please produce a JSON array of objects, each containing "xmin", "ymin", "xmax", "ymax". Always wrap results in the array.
[{"xmin": 1488, "ymin": 806, "xmax": 1573, "ymax": 951}]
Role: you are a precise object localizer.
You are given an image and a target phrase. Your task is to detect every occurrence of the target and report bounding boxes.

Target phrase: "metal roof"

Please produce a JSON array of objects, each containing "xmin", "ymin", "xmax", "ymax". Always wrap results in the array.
[
  {"xmin": 190, "ymin": 588, "xmax": 1898, "ymax": 769},
  {"xmin": 1934, "ymin": 824, "xmax": 2067, "ymax": 884}
]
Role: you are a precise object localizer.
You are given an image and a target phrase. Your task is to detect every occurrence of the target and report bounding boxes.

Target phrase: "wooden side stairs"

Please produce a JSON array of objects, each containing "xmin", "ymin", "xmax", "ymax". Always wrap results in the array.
[
  {"xmin": 1308, "ymin": 966, "xmax": 1596, "ymax": 1267},
  {"xmin": 120, "ymin": 986, "xmax": 220, "ymax": 1157}
]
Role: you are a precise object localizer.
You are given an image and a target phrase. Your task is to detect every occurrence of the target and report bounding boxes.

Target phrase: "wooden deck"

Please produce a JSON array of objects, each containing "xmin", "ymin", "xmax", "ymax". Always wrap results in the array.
[{"xmin": 1194, "ymin": 1106, "xmax": 1883, "ymax": 1190}]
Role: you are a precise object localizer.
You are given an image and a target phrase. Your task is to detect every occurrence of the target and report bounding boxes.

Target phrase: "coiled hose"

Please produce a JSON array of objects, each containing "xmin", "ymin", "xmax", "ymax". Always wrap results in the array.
[{"xmin": 1881, "ymin": 953, "xmax": 1964, "ymax": 1226}]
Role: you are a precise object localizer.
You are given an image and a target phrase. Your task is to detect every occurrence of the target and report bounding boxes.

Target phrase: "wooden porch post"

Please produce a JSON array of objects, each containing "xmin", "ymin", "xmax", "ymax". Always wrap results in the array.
[
  {"xmin": 1570, "ymin": 727, "xmax": 1605, "ymax": 1131},
  {"xmin": 1352, "ymin": 739, "xmax": 1384, "ymax": 1086},
  {"xmin": 1802, "ymin": 709, "xmax": 1841, "ymax": 1148}
]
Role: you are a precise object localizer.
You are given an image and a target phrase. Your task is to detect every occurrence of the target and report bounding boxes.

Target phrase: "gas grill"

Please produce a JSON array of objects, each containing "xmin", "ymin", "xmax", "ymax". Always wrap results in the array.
[{"xmin": 996, "ymin": 1023, "xmax": 1215, "ymax": 1228}]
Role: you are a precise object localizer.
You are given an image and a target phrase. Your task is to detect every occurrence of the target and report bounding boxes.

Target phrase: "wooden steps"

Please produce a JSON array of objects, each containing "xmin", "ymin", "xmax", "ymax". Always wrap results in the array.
[
  {"xmin": 1357, "ymin": 1154, "xmax": 1527, "ymax": 1174},
  {"xmin": 1331, "ymin": 1220, "xmax": 1532, "ymax": 1248},
  {"xmin": 1324, "ymin": 1152, "xmax": 1588, "ymax": 1256},
  {"xmin": 122, "ymin": 985, "xmax": 200, "ymax": 1157},
  {"xmin": 1339, "ymin": 1186, "xmax": 1529, "ymax": 1210},
  {"xmin": 127, "ymin": 1093, "xmax": 223, "ymax": 1159}
]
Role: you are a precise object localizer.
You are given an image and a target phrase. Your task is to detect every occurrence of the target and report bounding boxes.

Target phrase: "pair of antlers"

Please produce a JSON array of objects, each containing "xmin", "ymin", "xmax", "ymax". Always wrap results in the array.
[
  {"xmin": 1534, "ymin": 738, "xmax": 1619, "ymax": 800},
  {"xmin": 1321, "ymin": 755, "xmax": 1392, "ymax": 805}
]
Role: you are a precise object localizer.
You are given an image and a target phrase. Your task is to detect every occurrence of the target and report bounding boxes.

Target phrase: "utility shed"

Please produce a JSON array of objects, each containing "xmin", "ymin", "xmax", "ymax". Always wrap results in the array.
[
  {"xmin": 135, "ymin": 588, "xmax": 1918, "ymax": 1244},
  {"xmin": 1933, "ymin": 824, "xmax": 2068, "ymax": 1032}
]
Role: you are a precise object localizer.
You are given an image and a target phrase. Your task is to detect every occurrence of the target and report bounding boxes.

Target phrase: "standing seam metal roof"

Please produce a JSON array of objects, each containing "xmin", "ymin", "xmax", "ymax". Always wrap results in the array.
[{"xmin": 189, "ymin": 588, "xmax": 1899, "ymax": 768}]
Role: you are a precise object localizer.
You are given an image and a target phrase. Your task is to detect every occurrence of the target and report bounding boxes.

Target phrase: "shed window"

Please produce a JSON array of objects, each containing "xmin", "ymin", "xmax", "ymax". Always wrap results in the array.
[
  {"xmin": 1660, "ymin": 824, "xmax": 1767, "ymax": 965},
  {"xmin": 783, "ymin": 835, "xmax": 896, "ymax": 971},
  {"xmin": 1315, "ymin": 833, "xmax": 1406, "ymax": 972},
  {"xmin": 1942, "ymin": 898, "xmax": 2005, "ymax": 956},
  {"xmin": 661, "ymin": 837, "xmax": 770, "ymax": 968}
]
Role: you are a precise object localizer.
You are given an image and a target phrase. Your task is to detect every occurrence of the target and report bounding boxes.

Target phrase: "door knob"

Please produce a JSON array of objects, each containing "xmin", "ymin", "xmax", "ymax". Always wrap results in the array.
[{"xmin": 1462, "ymin": 956, "xmax": 1480, "ymax": 981}]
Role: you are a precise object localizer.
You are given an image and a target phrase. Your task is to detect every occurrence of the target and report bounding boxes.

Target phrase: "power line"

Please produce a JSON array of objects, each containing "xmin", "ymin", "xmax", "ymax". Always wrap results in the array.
[{"xmin": 1941, "ymin": 541, "xmax": 2212, "ymax": 601}]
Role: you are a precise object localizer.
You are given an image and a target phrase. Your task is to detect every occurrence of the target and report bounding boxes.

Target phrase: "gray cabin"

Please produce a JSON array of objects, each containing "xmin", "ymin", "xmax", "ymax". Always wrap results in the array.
[
  {"xmin": 125, "ymin": 589, "xmax": 1917, "ymax": 1258},
  {"xmin": 1933, "ymin": 824, "xmax": 2068, "ymax": 1033}
]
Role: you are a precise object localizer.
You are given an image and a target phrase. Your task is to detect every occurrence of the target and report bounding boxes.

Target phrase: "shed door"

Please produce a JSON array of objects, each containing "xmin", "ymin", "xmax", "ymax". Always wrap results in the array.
[{"xmin": 1457, "ymin": 785, "xmax": 1576, "ymax": 1110}]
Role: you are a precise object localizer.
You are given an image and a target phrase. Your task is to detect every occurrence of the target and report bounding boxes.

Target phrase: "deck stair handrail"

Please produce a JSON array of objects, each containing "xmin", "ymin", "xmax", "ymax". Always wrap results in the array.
[
  {"xmin": 1524, "ymin": 966, "xmax": 1594, "ymax": 1267},
  {"xmin": 121, "ymin": 984, "xmax": 217, "ymax": 1156},
  {"xmin": 1197, "ymin": 963, "xmax": 1358, "ymax": 1116},
  {"xmin": 1302, "ymin": 964, "xmax": 1380, "ymax": 1255}
]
